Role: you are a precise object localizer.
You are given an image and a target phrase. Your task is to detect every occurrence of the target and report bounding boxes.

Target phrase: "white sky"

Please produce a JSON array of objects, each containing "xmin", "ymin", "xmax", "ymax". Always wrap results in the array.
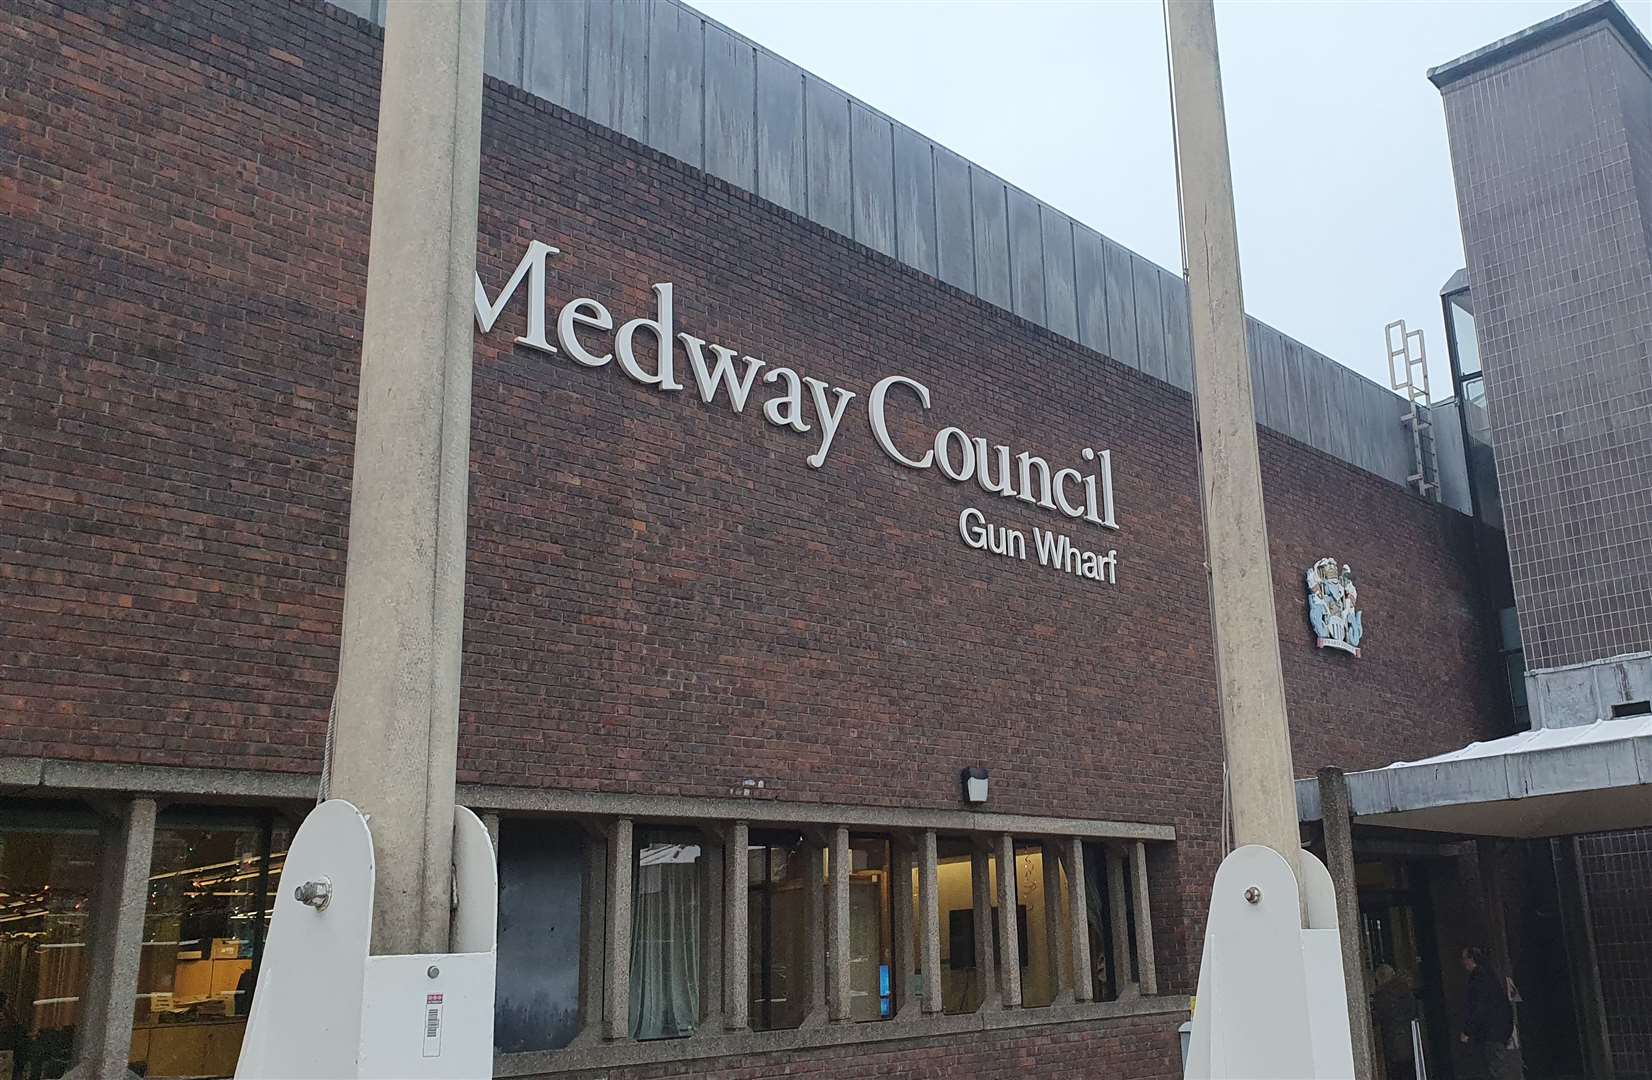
[{"xmin": 691, "ymin": 0, "xmax": 1652, "ymax": 391}]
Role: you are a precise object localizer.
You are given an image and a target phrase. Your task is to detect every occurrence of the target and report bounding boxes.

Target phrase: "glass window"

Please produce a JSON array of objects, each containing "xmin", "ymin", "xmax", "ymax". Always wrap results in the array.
[
  {"xmin": 494, "ymin": 820, "xmax": 584, "ymax": 1053},
  {"xmin": 0, "ymin": 807, "xmax": 99, "ymax": 1080},
  {"xmin": 1010, "ymin": 842, "xmax": 1058, "ymax": 1007},
  {"xmin": 746, "ymin": 833, "xmax": 809, "ymax": 1032},
  {"xmin": 630, "ymin": 830, "xmax": 701, "ymax": 1041},
  {"xmin": 844, "ymin": 837, "xmax": 893, "ymax": 1022},
  {"xmin": 1082, "ymin": 841, "xmax": 1135, "ymax": 1001},
  {"xmin": 934, "ymin": 837, "xmax": 982, "ymax": 1015},
  {"xmin": 130, "ymin": 812, "xmax": 286, "ymax": 1080},
  {"xmin": 1447, "ymin": 291, "xmax": 1479, "ymax": 377}
]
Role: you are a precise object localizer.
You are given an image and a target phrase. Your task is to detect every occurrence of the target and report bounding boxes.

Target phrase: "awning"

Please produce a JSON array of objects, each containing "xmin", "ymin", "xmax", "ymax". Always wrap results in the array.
[{"xmin": 1296, "ymin": 717, "xmax": 1652, "ymax": 839}]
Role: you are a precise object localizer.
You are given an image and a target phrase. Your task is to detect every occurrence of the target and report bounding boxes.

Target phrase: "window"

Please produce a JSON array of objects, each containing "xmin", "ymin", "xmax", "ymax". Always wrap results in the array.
[
  {"xmin": 934, "ymin": 837, "xmax": 983, "ymax": 1014},
  {"xmin": 630, "ymin": 830, "xmax": 701, "ymax": 1040},
  {"xmin": 843, "ymin": 836, "xmax": 893, "ymax": 1022},
  {"xmin": 1447, "ymin": 291, "xmax": 1480, "ymax": 377},
  {"xmin": 0, "ymin": 806, "xmax": 100, "ymax": 1080},
  {"xmin": 747, "ymin": 832, "xmax": 808, "ymax": 1031},
  {"xmin": 1010, "ymin": 842, "xmax": 1061, "ymax": 1007},
  {"xmin": 495, "ymin": 820, "xmax": 584, "ymax": 1052},
  {"xmin": 130, "ymin": 811, "xmax": 286, "ymax": 1080}
]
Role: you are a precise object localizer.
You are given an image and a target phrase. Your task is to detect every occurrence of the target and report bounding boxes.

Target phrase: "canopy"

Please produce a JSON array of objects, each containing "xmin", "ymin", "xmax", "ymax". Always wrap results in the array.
[{"xmin": 1297, "ymin": 717, "xmax": 1652, "ymax": 838}]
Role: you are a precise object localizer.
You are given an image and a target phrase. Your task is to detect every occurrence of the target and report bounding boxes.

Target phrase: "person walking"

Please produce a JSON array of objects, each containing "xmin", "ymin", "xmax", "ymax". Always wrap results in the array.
[{"xmin": 1458, "ymin": 945, "xmax": 1515, "ymax": 1079}]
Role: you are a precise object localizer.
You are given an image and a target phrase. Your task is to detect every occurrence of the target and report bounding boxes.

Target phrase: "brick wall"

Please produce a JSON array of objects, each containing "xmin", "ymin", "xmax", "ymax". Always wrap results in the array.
[{"xmin": 0, "ymin": 2, "xmax": 1516, "ymax": 1071}]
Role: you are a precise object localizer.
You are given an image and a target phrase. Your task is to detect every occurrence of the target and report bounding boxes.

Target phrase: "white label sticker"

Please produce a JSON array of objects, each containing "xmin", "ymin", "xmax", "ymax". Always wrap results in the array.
[{"xmin": 423, "ymin": 993, "xmax": 444, "ymax": 1058}]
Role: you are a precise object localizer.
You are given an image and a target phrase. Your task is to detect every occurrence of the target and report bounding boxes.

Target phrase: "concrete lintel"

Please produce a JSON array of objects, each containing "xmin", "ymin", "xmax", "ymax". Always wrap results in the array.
[
  {"xmin": 493, "ymin": 992, "xmax": 1190, "ymax": 1076},
  {"xmin": 16, "ymin": 757, "xmax": 315, "ymax": 802}
]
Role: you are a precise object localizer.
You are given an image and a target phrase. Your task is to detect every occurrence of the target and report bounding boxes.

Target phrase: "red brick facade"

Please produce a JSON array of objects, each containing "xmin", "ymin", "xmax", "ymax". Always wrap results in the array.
[{"xmin": 0, "ymin": 1, "xmax": 1517, "ymax": 1074}]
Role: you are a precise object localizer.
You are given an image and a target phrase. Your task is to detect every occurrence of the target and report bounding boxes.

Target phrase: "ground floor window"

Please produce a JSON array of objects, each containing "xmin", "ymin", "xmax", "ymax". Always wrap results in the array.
[
  {"xmin": 747, "ymin": 832, "xmax": 808, "ymax": 1031},
  {"xmin": 630, "ymin": 830, "xmax": 701, "ymax": 1041},
  {"xmin": 129, "ymin": 811, "xmax": 286, "ymax": 1080},
  {"xmin": 844, "ymin": 835, "xmax": 893, "ymax": 1022},
  {"xmin": 0, "ymin": 805, "xmax": 99, "ymax": 1080},
  {"xmin": 935, "ymin": 836, "xmax": 984, "ymax": 1014},
  {"xmin": 494, "ymin": 820, "xmax": 584, "ymax": 1052}
]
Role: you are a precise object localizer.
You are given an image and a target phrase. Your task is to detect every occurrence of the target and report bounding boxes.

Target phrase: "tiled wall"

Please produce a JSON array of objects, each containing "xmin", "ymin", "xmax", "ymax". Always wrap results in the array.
[
  {"xmin": 329, "ymin": 0, "xmax": 1466, "ymax": 509},
  {"xmin": 1438, "ymin": 17, "xmax": 1652, "ymax": 672},
  {"xmin": 1579, "ymin": 829, "xmax": 1652, "ymax": 1079}
]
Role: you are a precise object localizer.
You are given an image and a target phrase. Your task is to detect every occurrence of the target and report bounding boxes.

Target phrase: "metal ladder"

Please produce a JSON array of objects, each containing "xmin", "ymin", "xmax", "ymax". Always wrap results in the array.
[{"xmin": 1386, "ymin": 319, "xmax": 1440, "ymax": 502}]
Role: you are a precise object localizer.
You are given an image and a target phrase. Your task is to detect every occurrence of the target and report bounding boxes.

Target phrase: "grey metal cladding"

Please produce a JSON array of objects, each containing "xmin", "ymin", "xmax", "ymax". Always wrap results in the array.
[
  {"xmin": 971, "ymin": 167, "xmax": 1012, "ymax": 309},
  {"xmin": 523, "ymin": 0, "xmax": 587, "ymax": 113},
  {"xmin": 805, "ymin": 77, "xmax": 852, "ymax": 235},
  {"xmin": 1344, "ymin": 366, "xmax": 1381, "ymax": 473},
  {"xmin": 1161, "ymin": 270, "xmax": 1193, "ymax": 391},
  {"xmin": 333, "ymin": 0, "xmax": 373, "ymax": 19},
  {"xmin": 933, "ymin": 146, "xmax": 974, "ymax": 292},
  {"xmin": 1007, "ymin": 187, "xmax": 1046, "ymax": 325},
  {"xmin": 1041, "ymin": 209, "xmax": 1078, "ymax": 342},
  {"xmin": 1132, "ymin": 254, "xmax": 1166, "ymax": 381},
  {"xmin": 1302, "ymin": 348, "xmax": 1332, "ymax": 453},
  {"xmin": 850, "ymin": 104, "xmax": 896, "ymax": 258},
  {"xmin": 703, "ymin": 23, "xmax": 756, "ymax": 188},
  {"xmin": 1257, "ymin": 325, "xmax": 1288, "ymax": 436},
  {"xmin": 755, "ymin": 52, "xmax": 806, "ymax": 215},
  {"xmin": 1375, "ymin": 387, "xmax": 1413, "ymax": 485},
  {"xmin": 647, "ymin": 0, "xmax": 704, "ymax": 165},
  {"xmin": 484, "ymin": 0, "xmax": 524, "ymax": 85},
  {"xmin": 1073, "ymin": 226, "xmax": 1109, "ymax": 354},
  {"xmin": 1431, "ymin": 400, "xmax": 1473, "ymax": 513},
  {"xmin": 1282, "ymin": 338, "xmax": 1311, "ymax": 443},
  {"xmin": 1102, "ymin": 238, "xmax": 1138, "ymax": 369},
  {"xmin": 1245, "ymin": 317, "xmax": 1268, "ymax": 425},
  {"xmin": 893, "ymin": 126, "xmax": 938, "ymax": 277},
  {"xmin": 588, "ymin": 0, "xmax": 649, "ymax": 143}
]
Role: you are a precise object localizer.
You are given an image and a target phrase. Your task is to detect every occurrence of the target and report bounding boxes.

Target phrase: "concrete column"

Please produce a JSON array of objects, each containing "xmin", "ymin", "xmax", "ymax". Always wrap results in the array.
[
  {"xmin": 1042, "ymin": 841, "xmax": 1069, "ymax": 1003},
  {"xmin": 801, "ymin": 839, "xmax": 827, "ymax": 1024},
  {"xmin": 1130, "ymin": 841, "xmax": 1158, "ymax": 996},
  {"xmin": 67, "ymin": 797, "xmax": 156, "ymax": 1080},
  {"xmin": 723, "ymin": 821, "xmax": 749, "ymax": 1031},
  {"xmin": 995, "ymin": 834, "xmax": 1023, "ymax": 1008},
  {"xmin": 698, "ymin": 831, "xmax": 724, "ymax": 1032},
  {"xmin": 917, "ymin": 830, "xmax": 943, "ymax": 1015},
  {"xmin": 1165, "ymin": 0, "xmax": 1300, "ymax": 865},
  {"xmin": 1319, "ymin": 768, "xmax": 1376, "ymax": 1080},
  {"xmin": 602, "ymin": 818, "xmax": 633, "ymax": 1041},
  {"xmin": 827, "ymin": 826, "xmax": 852, "ymax": 1022},
  {"xmin": 970, "ymin": 845, "xmax": 999, "ymax": 1009},
  {"xmin": 1106, "ymin": 844, "xmax": 1135, "ymax": 997},
  {"xmin": 891, "ymin": 839, "xmax": 917, "ymax": 1018},
  {"xmin": 1064, "ymin": 836, "xmax": 1093, "ymax": 1003},
  {"xmin": 325, "ymin": 0, "xmax": 487, "ymax": 956},
  {"xmin": 575, "ymin": 827, "xmax": 607, "ymax": 1044}
]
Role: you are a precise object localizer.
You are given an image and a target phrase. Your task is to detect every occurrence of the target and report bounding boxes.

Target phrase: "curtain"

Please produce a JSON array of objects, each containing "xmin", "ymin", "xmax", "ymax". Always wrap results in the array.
[{"xmin": 629, "ymin": 843, "xmax": 701, "ymax": 1040}]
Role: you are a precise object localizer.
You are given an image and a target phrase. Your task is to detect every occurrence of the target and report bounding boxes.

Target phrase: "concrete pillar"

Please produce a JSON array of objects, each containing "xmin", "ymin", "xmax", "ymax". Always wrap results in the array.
[
  {"xmin": 1164, "ymin": 0, "xmax": 1300, "ymax": 865},
  {"xmin": 995, "ymin": 834, "xmax": 1023, "ymax": 1008},
  {"xmin": 1319, "ymin": 768, "xmax": 1376, "ymax": 1080},
  {"xmin": 1106, "ymin": 844, "xmax": 1135, "ymax": 997},
  {"xmin": 970, "ymin": 845, "xmax": 999, "ymax": 1009},
  {"xmin": 575, "ymin": 827, "xmax": 607, "ymax": 1044},
  {"xmin": 602, "ymin": 818, "xmax": 633, "ymax": 1041},
  {"xmin": 723, "ymin": 821, "xmax": 749, "ymax": 1031},
  {"xmin": 1130, "ymin": 841, "xmax": 1158, "ymax": 996},
  {"xmin": 325, "ymin": 0, "xmax": 487, "ymax": 956},
  {"xmin": 801, "ymin": 839, "xmax": 828, "ymax": 1024},
  {"xmin": 891, "ymin": 839, "xmax": 917, "ymax": 1018},
  {"xmin": 67, "ymin": 797, "xmax": 156, "ymax": 1080},
  {"xmin": 698, "ymin": 830, "xmax": 724, "ymax": 1032},
  {"xmin": 917, "ymin": 830, "xmax": 943, "ymax": 1015},
  {"xmin": 827, "ymin": 826, "xmax": 852, "ymax": 1022},
  {"xmin": 1064, "ymin": 836, "xmax": 1093, "ymax": 1003},
  {"xmin": 1042, "ymin": 840, "xmax": 1069, "ymax": 1003}
]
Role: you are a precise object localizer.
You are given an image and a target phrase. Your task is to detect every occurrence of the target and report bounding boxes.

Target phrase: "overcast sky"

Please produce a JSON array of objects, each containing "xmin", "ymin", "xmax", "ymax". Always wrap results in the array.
[{"xmin": 691, "ymin": 0, "xmax": 1652, "ymax": 393}]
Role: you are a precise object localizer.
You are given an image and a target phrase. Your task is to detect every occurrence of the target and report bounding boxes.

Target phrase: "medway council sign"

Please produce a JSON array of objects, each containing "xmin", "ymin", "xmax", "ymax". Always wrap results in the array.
[{"xmin": 474, "ymin": 241, "xmax": 1121, "ymax": 585}]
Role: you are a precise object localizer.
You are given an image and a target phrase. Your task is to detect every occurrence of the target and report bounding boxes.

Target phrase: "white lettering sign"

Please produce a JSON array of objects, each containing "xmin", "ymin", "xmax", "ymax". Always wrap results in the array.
[{"xmin": 475, "ymin": 242, "xmax": 1124, "ymax": 579}]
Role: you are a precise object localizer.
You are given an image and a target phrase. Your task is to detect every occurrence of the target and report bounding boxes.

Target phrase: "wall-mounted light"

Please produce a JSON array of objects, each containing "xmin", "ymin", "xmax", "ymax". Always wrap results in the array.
[{"xmin": 961, "ymin": 767, "xmax": 989, "ymax": 804}]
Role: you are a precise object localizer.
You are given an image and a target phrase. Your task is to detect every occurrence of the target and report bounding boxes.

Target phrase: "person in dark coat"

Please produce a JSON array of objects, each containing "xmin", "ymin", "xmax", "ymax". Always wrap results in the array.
[{"xmin": 1459, "ymin": 946, "xmax": 1515, "ymax": 1079}]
